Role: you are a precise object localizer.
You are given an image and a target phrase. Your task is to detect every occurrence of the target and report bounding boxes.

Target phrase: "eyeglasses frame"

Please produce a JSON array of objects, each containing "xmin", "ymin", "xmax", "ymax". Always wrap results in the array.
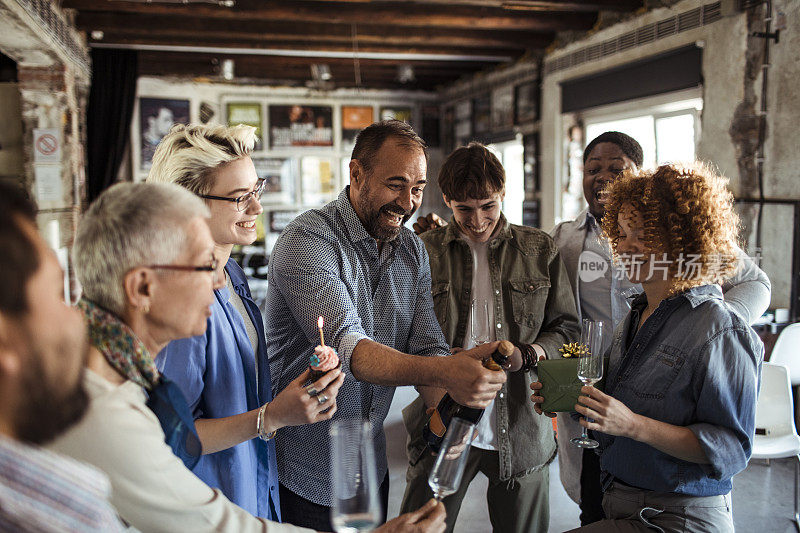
[
  {"xmin": 197, "ymin": 179, "xmax": 266, "ymax": 212},
  {"xmin": 147, "ymin": 257, "xmax": 219, "ymax": 280}
]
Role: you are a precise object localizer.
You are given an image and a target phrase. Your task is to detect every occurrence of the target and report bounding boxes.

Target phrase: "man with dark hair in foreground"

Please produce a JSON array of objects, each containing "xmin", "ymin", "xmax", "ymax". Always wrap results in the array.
[{"xmin": 0, "ymin": 180, "xmax": 123, "ymax": 532}]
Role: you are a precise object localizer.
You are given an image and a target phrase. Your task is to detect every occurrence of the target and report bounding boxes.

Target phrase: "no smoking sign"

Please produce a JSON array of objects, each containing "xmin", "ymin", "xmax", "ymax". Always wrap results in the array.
[{"xmin": 33, "ymin": 128, "xmax": 61, "ymax": 163}]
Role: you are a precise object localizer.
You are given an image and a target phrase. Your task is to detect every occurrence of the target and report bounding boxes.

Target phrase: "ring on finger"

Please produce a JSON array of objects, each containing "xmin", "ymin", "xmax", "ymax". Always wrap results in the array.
[
  {"xmin": 317, "ymin": 394, "xmax": 329, "ymax": 404},
  {"xmin": 306, "ymin": 385, "xmax": 318, "ymax": 396}
]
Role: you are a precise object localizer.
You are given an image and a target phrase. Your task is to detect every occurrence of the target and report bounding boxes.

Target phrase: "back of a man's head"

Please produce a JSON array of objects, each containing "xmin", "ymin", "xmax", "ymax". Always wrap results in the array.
[
  {"xmin": 0, "ymin": 180, "xmax": 39, "ymax": 317},
  {"xmin": 438, "ymin": 142, "xmax": 505, "ymax": 202},
  {"xmin": 351, "ymin": 120, "xmax": 427, "ymax": 173}
]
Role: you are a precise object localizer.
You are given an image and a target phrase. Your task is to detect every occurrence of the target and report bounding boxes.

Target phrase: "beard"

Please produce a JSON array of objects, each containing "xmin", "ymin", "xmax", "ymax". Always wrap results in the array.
[
  {"xmin": 14, "ymin": 339, "xmax": 90, "ymax": 445},
  {"xmin": 357, "ymin": 184, "xmax": 416, "ymax": 242}
]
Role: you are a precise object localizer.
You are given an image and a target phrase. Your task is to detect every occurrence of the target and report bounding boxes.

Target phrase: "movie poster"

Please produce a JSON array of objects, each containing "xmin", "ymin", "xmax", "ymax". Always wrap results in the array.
[
  {"xmin": 515, "ymin": 81, "xmax": 540, "ymax": 124},
  {"xmin": 269, "ymin": 105, "xmax": 333, "ymax": 148},
  {"xmin": 252, "ymin": 157, "xmax": 294, "ymax": 205},
  {"xmin": 491, "ymin": 85, "xmax": 515, "ymax": 131},
  {"xmin": 227, "ymin": 102, "xmax": 264, "ymax": 151},
  {"xmin": 341, "ymin": 106, "xmax": 374, "ymax": 148},
  {"xmin": 139, "ymin": 97, "xmax": 190, "ymax": 170}
]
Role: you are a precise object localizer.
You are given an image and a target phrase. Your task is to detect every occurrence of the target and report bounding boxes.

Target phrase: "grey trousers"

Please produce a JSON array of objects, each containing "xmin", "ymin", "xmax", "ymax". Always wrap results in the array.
[
  {"xmin": 567, "ymin": 482, "xmax": 734, "ymax": 533},
  {"xmin": 400, "ymin": 446, "xmax": 549, "ymax": 533}
]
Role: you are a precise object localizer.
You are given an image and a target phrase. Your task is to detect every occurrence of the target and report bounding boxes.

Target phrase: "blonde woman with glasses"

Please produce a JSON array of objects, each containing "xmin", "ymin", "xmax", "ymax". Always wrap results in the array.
[{"xmin": 146, "ymin": 124, "xmax": 345, "ymax": 522}]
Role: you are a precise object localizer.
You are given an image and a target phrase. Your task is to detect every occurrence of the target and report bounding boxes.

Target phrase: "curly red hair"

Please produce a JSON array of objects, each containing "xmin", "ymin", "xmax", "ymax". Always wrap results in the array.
[{"xmin": 601, "ymin": 162, "xmax": 740, "ymax": 293}]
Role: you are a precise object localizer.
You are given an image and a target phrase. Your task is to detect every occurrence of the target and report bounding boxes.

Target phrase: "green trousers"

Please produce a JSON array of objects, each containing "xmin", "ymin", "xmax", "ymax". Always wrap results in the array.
[{"xmin": 400, "ymin": 446, "xmax": 550, "ymax": 533}]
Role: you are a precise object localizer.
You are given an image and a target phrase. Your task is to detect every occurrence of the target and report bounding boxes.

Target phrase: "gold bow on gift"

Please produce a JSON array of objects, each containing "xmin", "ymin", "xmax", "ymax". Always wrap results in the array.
[{"xmin": 559, "ymin": 342, "xmax": 588, "ymax": 358}]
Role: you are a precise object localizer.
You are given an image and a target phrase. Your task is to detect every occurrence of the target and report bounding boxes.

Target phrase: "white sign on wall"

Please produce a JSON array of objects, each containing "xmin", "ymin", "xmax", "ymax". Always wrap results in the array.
[
  {"xmin": 34, "ymin": 165, "xmax": 63, "ymax": 206},
  {"xmin": 33, "ymin": 128, "xmax": 61, "ymax": 163}
]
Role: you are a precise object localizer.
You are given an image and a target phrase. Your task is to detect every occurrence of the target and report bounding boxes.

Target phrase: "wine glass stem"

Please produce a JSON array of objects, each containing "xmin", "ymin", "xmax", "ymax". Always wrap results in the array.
[{"xmin": 580, "ymin": 378, "xmax": 597, "ymax": 437}]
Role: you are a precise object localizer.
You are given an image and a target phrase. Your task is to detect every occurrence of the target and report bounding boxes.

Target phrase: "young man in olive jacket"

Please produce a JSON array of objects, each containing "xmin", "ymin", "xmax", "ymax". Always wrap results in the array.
[{"xmin": 401, "ymin": 143, "xmax": 580, "ymax": 533}]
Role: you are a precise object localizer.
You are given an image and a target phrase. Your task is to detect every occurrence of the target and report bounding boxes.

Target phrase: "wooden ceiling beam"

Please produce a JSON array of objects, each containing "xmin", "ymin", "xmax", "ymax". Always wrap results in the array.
[
  {"xmin": 64, "ymin": 1, "xmax": 597, "ymax": 32},
  {"xmin": 136, "ymin": 51, "xmax": 495, "ymax": 69},
  {"xmin": 77, "ymin": 13, "xmax": 554, "ymax": 50},
  {"xmin": 137, "ymin": 59, "xmax": 463, "ymax": 90},
  {"xmin": 136, "ymin": 53, "xmax": 487, "ymax": 78},
  {"xmin": 92, "ymin": 36, "xmax": 529, "ymax": 59},
  {"xmin": 301, "ymin": 0, "xmax": 642, "ymax": 12}
]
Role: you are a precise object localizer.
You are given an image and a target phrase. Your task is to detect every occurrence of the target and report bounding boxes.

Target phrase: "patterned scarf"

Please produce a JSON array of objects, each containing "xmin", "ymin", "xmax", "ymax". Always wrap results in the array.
[
  {"xmin": 78, "ymin": 298, "xmax": 160, "ymax": 390},
  {"xmin": 78, "ymin": 297, "xmax": 201, "ymax": 468}
]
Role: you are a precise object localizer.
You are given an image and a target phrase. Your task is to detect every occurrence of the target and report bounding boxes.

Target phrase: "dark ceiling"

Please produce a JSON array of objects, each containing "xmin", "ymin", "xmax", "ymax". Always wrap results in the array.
[{"xmin": 63, "ymin": 0, "xmax": 643, "ymax": 91}]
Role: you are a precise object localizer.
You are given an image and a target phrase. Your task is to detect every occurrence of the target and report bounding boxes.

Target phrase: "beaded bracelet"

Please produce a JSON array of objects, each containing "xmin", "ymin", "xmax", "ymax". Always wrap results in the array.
[
  {"xmin": 513, "ymin": 341, "xmax": 537, "ymax": 373},
  {"xmin": 256, "ymin": 403, "xmax": 277, "ymax": 442}
]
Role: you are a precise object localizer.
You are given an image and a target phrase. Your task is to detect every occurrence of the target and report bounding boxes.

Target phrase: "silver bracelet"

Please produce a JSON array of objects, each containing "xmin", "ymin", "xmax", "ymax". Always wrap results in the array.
[{"xmin": 257, "ymin": 403, "xmax": 276, "ymax": 442}]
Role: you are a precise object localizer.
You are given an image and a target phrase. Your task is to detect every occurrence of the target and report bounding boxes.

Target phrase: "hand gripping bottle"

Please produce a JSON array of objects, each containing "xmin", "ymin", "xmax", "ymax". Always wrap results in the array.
[{"xmin": 422, "ymin": 340, "xmax": 514, "ymax": 453}]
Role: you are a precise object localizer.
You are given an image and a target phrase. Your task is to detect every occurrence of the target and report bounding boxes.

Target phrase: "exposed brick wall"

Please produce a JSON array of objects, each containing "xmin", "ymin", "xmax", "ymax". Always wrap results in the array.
[{"xmin": 17, "ymin": 65, "xmax": 67, "ymax": 92}]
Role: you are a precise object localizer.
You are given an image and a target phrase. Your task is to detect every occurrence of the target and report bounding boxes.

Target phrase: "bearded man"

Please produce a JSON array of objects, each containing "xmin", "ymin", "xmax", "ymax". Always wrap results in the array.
[{"xmin": 0, "ymin": 180, "xmax": 123, "ymax": 532}]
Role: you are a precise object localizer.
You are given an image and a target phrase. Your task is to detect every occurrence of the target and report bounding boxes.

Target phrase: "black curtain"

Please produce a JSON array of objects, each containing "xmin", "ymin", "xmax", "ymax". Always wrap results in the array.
[{"xmin": 87, "ymin": 48, "xmax": 137, "ymax": 204}]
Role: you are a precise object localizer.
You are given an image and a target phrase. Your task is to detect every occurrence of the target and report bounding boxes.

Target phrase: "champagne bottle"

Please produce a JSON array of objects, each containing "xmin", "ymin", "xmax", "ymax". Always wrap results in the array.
[{"xmin": 422, "ymin": 340, "xmax": 514, "ymax": 454}]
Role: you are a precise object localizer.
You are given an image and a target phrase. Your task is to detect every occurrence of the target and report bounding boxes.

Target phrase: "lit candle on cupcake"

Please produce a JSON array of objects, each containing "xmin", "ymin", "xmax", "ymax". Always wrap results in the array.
[{"xmin": 309, "ymin": 316, "xmax": 340, "ymax": 381}]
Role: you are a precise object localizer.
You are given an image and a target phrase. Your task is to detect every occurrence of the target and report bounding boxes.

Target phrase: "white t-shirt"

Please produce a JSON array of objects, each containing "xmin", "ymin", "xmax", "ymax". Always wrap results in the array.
[{"xmin": 461, "ymin": 236, "xmax": 498, "ymax": 451}]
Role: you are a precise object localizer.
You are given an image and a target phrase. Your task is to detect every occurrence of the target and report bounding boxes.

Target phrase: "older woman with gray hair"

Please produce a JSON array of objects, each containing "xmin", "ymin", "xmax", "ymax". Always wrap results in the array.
[{"xmin": 48, "ymin": 182, "xmax": 310, "ymax": 532}]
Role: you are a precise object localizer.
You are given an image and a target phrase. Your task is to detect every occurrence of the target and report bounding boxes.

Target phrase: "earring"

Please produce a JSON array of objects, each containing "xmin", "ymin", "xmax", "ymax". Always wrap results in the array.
[{"xmin": 142, "ymin": 303, "xmax": 150, "ymax": 314}]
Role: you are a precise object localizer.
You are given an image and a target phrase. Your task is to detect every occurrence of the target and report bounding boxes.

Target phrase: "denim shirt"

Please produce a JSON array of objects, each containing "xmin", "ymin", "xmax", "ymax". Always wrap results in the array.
[
  {"xmin": 597, "ymin": 285, "xmax": 763, "ymax": 496},
  {"xmin": 156, "ymin": 258, "xmax": 281, "ymax": 520},
  {"xmin": 552, "ymin": 209, "xmax": 772, "ymax": 503}
]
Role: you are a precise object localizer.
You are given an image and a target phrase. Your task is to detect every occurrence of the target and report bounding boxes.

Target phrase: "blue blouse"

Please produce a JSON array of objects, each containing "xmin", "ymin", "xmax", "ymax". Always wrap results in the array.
[{"xmin": 156, "ymin": 258, "xmax": 280, "ymax": 520}]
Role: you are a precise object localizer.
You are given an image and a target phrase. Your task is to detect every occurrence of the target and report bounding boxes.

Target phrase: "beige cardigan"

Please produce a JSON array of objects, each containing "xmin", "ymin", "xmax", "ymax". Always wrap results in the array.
[{"xmin": 48, "ymin": 370, "xmax": 313, "ymax": 533}]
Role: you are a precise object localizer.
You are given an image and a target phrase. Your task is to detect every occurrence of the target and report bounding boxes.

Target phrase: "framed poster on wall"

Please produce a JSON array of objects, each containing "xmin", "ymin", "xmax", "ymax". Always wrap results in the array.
[
  {"xmin": 515, "ymin": 81, "xmax": 540, "ymax": 124},
  {"xmin": 139, "ymin": 97, "xmax": 190, "ymax": 171},
  {"xmin": 522, "ymin": 200, "xmax": 540, "ymax": 228},
  {"xmin": 454, "ymin": 99, "xmax": 472, "ymax": 147},
  {"xmin": 269, "ymin": 105, "xmax": 333, "ymax": 148},
  {"xmin": 300, "ymin": 156, "xmax": 337, "ymax": 205},
  {"xmin": 454, "ymin": 119, "xmax": 471, "ymax": 147},
  {"xmin": 227, "ymin": 102, "xmax": 264, "ymax": 151},
  {"xmin": 380, "ymin": 106, "xmax": 412, "ymax": 124},
  {"xmin": 268, "ymin": 210, "xmax": 304, "ymax": 234},
  {"xmin": 342, "ymin": 106, "xmax": 374, "ymax": 149},
  {"xmin": 523, "ymin": 133, "xmax": 540, "ymax": 195},
  {"xmin": 252, "ymin": 157, "xmax": 294, "ymax": 205},
  {"xmin": 442, "ymin": 106, "xmax": 455, "ymax": 152},
  {"xmin": 491, "ymin": 85, "xmax": 515, "ymax": 131},
  {"xmin": 472, "ymin": 94, "xmax": 491, "ymax": 136},
  {"xmin": 455, "ymin": 99, "xmax": 471, "ymax": 121}
]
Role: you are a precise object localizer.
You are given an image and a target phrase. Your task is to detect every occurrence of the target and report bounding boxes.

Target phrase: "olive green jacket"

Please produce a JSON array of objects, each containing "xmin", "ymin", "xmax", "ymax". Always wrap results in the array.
[{"xmin": 403, "ymin": 215, "xmax": 580, "ymax": 481}]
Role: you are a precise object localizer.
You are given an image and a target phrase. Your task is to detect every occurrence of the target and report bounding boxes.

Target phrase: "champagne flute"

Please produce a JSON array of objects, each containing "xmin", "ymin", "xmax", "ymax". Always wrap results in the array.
[
  {"xmin": 428, "ymin": 418, "xmax": 476, "ymax": 500},
  {"xmin": 330, "ymin": 419, "xmax": 381, "ymax": 533},
  {"xmin": 470, "ymin": 299, "xmax": 490, "ymax": 346},
  {"xmin": 570, "ymin": 319, "xmax": 605, "ymax": 449}
]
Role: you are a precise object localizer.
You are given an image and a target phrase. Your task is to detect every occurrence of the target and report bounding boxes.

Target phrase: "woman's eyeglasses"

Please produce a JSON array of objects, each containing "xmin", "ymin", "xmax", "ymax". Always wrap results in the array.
[
  {"xmin": 148, "ymin": 258, "xmax": 220, "ymax": 282},
  {"xmin": 198, "ymin": 179, "xmax": 265, "ymax": 212}
]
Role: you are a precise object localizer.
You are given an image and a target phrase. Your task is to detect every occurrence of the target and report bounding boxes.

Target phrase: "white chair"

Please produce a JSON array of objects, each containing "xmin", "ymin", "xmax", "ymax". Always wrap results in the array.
[
  {"xmin": 751, "ymin": 362, "xmax": 800, "ymax": 531},
  {"xmin": 771, "ymin": 323, "xmax": 800, "ymax": 386}
]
